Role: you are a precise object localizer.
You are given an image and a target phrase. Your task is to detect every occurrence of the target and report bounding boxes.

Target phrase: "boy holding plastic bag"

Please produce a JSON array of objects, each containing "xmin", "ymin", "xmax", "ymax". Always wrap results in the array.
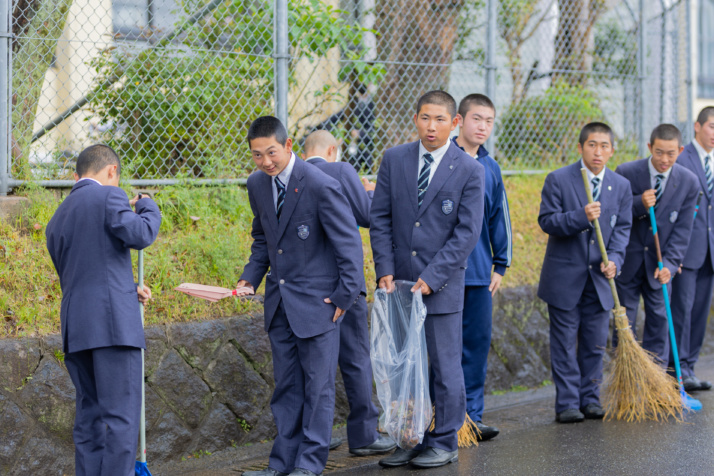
[{"xmin": 370, "ymin": 91, "xmax": 485, "ymax": 468}]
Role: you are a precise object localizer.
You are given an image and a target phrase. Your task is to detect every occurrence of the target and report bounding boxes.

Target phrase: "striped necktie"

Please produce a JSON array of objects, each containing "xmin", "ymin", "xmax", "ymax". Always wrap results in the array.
[
  {"xmin": 275, "ymin": 176, "xmax": 286, "ymax": 220},
  {"xmin": 418, "ymin": 153, "xmax": 434, "ymax": 207},
  {"xmin": 591, "ymin": 176, "xmax": 601, "ymax": 202},
  {"xmin": 654, "ymin": 174, "xmax": 664, "ymax": 208},
  {"xmin": 706, "ymin": 155, "xmax": 714, "ymax": 196}
]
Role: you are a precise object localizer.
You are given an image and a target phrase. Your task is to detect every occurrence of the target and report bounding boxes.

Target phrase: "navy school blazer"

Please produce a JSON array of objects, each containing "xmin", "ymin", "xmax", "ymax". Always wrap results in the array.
[
  {"xmin": 369, "ymin": 140, "xmax": 485, "ymax": 314},
  {"xmin": 615, "ymin": 158, "xmax": 699, "ymax": 288},
  {"xmin": 46, "ymin": 180, "xmax": 162, "ymax": 353},
  {"xmin": 240, "ymin": 157, "xmax": 365, "ymax": 338},
  {"xmin": 537, "ymin": 161, "xmax": 633, "ymax": 311},
  {"xmin": 676, "ymin": 142, "xmax": 714, "ymax": 271},
  {"xmin": 305, "ymin": 156, "xmax": 373, "ymax": 228}
]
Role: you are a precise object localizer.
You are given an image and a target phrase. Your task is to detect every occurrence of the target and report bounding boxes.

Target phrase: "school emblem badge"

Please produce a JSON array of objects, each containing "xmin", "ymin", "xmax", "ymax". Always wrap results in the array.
[
  {"xmin": 670, "ymin": 211, "xmax": 678, "ymax": 223},
  {"xmin": 610, "ymin": 214, "xmax": 617, "ymax": 228},
  {"xmin": 442, "ymin": 199, "xmax": 454, "ymax": 215},
  {"xmin": 297, "ymin": 225, "xmax": 310, "ymax": 240}
]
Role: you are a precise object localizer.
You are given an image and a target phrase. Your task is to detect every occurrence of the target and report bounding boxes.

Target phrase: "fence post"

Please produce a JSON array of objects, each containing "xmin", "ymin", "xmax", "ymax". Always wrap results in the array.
[
  {"xmin": 638, "ymin": 0, "xmax": 647, "ymax": 157},
  {"xmin": 485, "ymin": 0, "xmax": 496, "ymax": 153},
  {"xmin": 0, "ymin": 0, "xmax": 9, "ymax": 196},
  {"xmin": 686, "ymin": 0, "xmax": 694, "ymax": 142},
  {"xmin": 274, "ymin": 0, "xmax": 289, "ymax": 128}
]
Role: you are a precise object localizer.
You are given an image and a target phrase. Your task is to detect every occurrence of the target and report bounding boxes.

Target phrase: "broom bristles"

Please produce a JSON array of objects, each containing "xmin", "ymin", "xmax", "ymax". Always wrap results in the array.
[
  {"xmin": 429, "ymin": 408, "xmax": 480, "ymax": 448},
  {"xmin": 602, "ymin": 307, "xmax": 684, "ymax": 422}
]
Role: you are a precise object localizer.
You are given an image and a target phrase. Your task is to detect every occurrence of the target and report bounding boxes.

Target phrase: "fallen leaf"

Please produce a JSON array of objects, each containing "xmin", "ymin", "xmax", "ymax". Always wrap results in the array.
[
  {"xmin": 33, "ymin": 223, "xmax": 42, "ymax": 230},
  {"xmin": 189, "ymin": 216, "xmax": 201, "ymax": 222}
]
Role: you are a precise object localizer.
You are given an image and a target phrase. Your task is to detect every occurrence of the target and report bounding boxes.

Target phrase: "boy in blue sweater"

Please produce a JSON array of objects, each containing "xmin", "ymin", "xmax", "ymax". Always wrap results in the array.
[{"xmin": 452, "ymin": 94, "xmax": 512, "ymax": 440}]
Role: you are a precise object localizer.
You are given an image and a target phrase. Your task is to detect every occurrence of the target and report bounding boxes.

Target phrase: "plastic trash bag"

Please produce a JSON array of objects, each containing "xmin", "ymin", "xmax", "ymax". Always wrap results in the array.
[{"xmin": 370, "ymin": 280, "xmax": 431, "ymax": 449}]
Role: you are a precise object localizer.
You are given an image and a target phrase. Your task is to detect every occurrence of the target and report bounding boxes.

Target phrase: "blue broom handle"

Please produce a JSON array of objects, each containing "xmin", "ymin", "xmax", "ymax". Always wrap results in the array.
[
  {"xmin": 648, "ymin": 207, "xmax": 685, "ymax": 395},
  {"xmin": 139, "ymin": 249, "xmax": 147, "ymax": 463},
  {"xmin": 694, "ymin": 191, "xmax": 704, "ymax": 219}
]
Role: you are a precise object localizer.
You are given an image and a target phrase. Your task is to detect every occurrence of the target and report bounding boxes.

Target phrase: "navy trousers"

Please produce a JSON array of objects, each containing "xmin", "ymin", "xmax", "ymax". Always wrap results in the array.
[
  {"xmin": 64, "ymin": 346, "xmax": 142, "ymax": 476},
  {"xmin": 548, "ymin": 277, "xmax": 609, "ymax": 413},
  {"xmin": 461, "ymin": 286, "xmax": 492, "ymax": 422},
  {"xmin": 670, "ymin": 258, "xmax": 714, "ymax": 377},
  {"xmin": 614, "ymin": 261, "xmax": 670, "ymax": 365},
  {"xmin": 267, "ymin": 302, "xmax": 340, "ymax": 474},
  {"xmin": 338, "ymin": 294, "xmax": 379, "ymax": 448},
  {"xmin": 417, "ymin": 311, "xmax": 465, "ymax": 452}
]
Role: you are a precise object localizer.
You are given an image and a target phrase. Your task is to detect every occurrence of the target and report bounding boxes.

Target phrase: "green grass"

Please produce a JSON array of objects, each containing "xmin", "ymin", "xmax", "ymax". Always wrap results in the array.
[{"xmin": 1, "ymin": 172, "xmax": 558, "ymax": 337}]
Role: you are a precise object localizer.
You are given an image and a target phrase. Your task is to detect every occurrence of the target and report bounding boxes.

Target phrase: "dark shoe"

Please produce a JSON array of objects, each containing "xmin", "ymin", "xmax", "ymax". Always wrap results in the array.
[
  {"xmin": 288, "ymin": 469, "xmax": 320, "ymax": 476},
  {"xmin": 378, "ymin": 447, "xmax": 421, "ymax": 467},
  {"xmin": 683, "ymin": 376, "xmax": 702, "ymax": 392},
  {"xmin": 556, "ymin": 408, "xmax": 585, "ymax": 423},
  {"xmin": 580, "ymin": 403, "xmax": 605, "ymax": 420},
  {"xmin": 349, "ymin": 435, "xmax": 397, "ymax": 456},
  {"xmin": 475, "ymin": 421, "xmax": 500, "ymax": 441},
  {"xmin": 329, "ymin": 437, "xmax": 342, "ymax": 450},
  {"xmin": 410, "ymin": 447, "xmax": 458, "ymax": 468},
  {"xmin": 696, "ymin": 377, "xmax": 712, "ymax": 390},
  {"xmin": 242, "ymin": 469, "xmax": 288, "ymax": 476}
]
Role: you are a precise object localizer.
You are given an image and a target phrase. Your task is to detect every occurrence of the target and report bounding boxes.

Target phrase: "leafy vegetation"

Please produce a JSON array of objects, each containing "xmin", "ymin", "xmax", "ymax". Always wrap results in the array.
[{"xmin": 1, "ymin": 170, "xmax": 626, "ymax": 337}]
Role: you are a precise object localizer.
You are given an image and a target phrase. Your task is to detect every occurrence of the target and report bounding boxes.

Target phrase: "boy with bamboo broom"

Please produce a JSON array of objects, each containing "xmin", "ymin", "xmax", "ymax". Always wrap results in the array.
[
  {"xmin": 614, "ymin": 124, "xmax": 699, "ymax": 366},
  {"xmin": 537, "ymin": 122, "xmax": 633, "ymax": 423}
]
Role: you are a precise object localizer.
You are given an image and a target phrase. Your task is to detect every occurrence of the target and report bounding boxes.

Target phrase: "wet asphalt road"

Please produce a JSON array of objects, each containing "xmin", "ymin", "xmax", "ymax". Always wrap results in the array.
[{"xmin": 156, "ymin": 355, "xmax": 714, "ymax": 476}]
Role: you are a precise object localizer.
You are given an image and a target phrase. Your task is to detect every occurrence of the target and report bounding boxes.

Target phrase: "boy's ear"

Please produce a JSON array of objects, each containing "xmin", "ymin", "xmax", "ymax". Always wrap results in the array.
[
  {"xmin": 577, "ymin": 142, "xmax": 584, "ymax": 155},
  {"xmin": 285, "ymin": 137, "xmax": 293, "ymax": 153},
  {"xmin": 647, "ymin": 142, "xmax": 653, "ymax": 155},
  {"xmin": 73, "ymin": 172, "xmax": 79, "ymax": 182},
  {"xmin": 450, "ymin": 114, "xmax": 459, "ymax": 131},
  {"xmin": 456, "ymin": 114, "xmax": 464, "ymax": 126}
]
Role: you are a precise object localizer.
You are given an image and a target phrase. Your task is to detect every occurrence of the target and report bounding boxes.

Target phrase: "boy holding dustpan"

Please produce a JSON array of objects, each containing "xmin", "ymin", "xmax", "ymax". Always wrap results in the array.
[{"xmin": 537, "ymin": 122, "xmax": 632, "ymax": 423}]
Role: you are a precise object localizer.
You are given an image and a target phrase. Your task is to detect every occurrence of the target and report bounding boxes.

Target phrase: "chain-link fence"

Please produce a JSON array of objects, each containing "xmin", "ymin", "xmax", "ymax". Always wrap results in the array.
[{"xmin": 0, "ymin": 0, "xmax": 695, "ymax": 193}]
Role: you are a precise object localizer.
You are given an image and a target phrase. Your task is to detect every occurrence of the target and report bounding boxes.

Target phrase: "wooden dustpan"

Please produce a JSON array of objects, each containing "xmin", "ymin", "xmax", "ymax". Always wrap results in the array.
[{"xmin": 175, "ymin": 283, "xmax": 255, "ymax": 302}]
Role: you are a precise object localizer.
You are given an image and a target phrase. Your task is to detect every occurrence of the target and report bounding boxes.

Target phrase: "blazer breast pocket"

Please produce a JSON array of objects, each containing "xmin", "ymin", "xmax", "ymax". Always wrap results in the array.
[
  {"xmin": 437, "ymin": 191, "xmax": 457, "ymax": 216},
  {"xmin": 292, "ymin": 213, "xmax": 315, "ymax": 241}
]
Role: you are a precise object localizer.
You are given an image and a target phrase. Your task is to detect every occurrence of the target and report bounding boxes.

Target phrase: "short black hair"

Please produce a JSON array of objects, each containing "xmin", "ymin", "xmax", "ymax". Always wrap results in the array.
[
  {"xmin": 247, "ymin": 116, "xmax": 288, "ymax": 147},
  {"xmin": 649, "ymin": 123, "xmax": 682, "ymax": 147},
  {"xmin": 696, "ymin": 106, "xmax": 714, "ymax": 126},
  {"xmin": 75, "ymin": 144, "xmax": 120, "ymax": 177},
  {"xmin": 416, "ymin": 90, "xmax": 457, "ymax": 119},
  {"xmin": 578, "ymin": 122, "xmax": 614, "ymax": 146},
  {"xmin": 458, "ymin": 93, "xmax": 496, "ymax": 118}
]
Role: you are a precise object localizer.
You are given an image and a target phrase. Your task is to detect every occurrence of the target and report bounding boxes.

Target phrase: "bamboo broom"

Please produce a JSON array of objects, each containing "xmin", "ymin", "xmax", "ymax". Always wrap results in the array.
[{"xmin": 580, "ymin": 168, "xmax": 682, "ymax": 422}]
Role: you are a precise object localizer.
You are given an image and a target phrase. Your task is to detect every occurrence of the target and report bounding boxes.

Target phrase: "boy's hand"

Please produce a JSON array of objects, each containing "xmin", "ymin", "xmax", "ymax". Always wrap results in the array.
[
  {"xmin": 585, "ymin": 202, "xmax": 601, "ymax": 221},
  {"xmin": 324, "ymin": 298, "xmax": 345, "ymax": 322},
  {"xmin": 235, "ymin": 280, "xmax": 254, "ymax": 295},
  {"xmin": 489, "ymin": 272, "xmax": 503, "ymax": 297},
  {"xmin": 129, "ymin": 194, "xmax": 144, "ymax": 208},
  {"xmin": 411, "ymin": 278, "xmax": 432, "ymax": 295},
  {"xmin": 654, "ymin": 267, "xmax": 672, "ymax": 284},
  {"xmin": 600, "ymin": 261, "xmax": 617, "ymax": 279},
  {"xmin": 642, "ymin": 189, "xmax": 656, "ymax": 209},
  {"xmin": 362, "ymin": 177, "xmax": 376, "ymax": 192},
  {"xmin": 378, "ymin": 275, "xmax": 395, "ymax": 293},
  {"xmin": 137, "ymin": 285, "xmax": 152, "ymax": 304}
]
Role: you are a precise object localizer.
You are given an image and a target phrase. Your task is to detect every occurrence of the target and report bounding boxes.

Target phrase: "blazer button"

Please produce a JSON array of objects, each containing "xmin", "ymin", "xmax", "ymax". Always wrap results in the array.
[
  {"xmin": 649, "ymin": 227, "xmax": 652, "ymax": 230},
  {"xmin": 591, "ymin": 240, "xmax": 595, "ymax": 245},
  {"xmin": 412, "ymin": 251, "xmax": 417, "ymax": 256},
  {"xmin": 415, "ymin": 222, "xmax": 421, "ymax": 227},
  {"xmin": 589, "ymin": 265, "xmax": 592, "ymax": 269},
  {"xmin": 278, "ymin": 249, "xmax": 283, "ymax": 254},
  {"xmin": 644, "ymin": 246, "xmax": 648, "ymax": 251},
  {"xmin": 279, "ymin": 279, "xmax": 285, "ymax": 284}
]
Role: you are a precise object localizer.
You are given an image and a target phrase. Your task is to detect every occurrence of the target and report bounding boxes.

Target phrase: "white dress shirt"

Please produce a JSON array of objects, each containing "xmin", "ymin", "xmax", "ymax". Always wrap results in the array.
[
  {"xmin": 418, "ymin": 140, "xmax": 451, "ymax": 183},
  {"xmin": 76, "ymin": 177, "xmax": 102, "ymax": 186},
  {"xmin": 648, "ymin": 156, "xmax": 671, "ymax": 192},
  {"xmin": 692, "ymin": 138, "xmax": 713, "ymax": 172},
  {"xmin": 272, "ymin": 153, "xmax": 296, "ymax": 212},
  {"xmin": 581, "ymin": 159, "xmax": 606, "ymax": 198}
]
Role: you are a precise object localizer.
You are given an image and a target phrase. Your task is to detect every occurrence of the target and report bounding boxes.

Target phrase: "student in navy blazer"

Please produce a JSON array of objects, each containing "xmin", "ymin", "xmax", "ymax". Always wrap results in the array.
[
  {"xmin": 301, "ymin": 130, "xmax": 395, "ymax": 456},
  {"xmin": 45, "ymin": 145, "xmax": 161, "ymax": 476},
  {"xmin": 538, "ymin": 123, "xmax": 632, "ymax": 423},
  {"xmin": 371, "ymin": 91, "xmax": 484, "ymax": 469},
  {"xmin": 237, "ymin": 117, "xmax": 365, "ymax": 476},
  {"xmin": 669, "ymin": 107, "xmax": 714, "ymax": 392},
  {"xmin": 614, "ymin": 125, "xmax": 699, "ymax": 365}
]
